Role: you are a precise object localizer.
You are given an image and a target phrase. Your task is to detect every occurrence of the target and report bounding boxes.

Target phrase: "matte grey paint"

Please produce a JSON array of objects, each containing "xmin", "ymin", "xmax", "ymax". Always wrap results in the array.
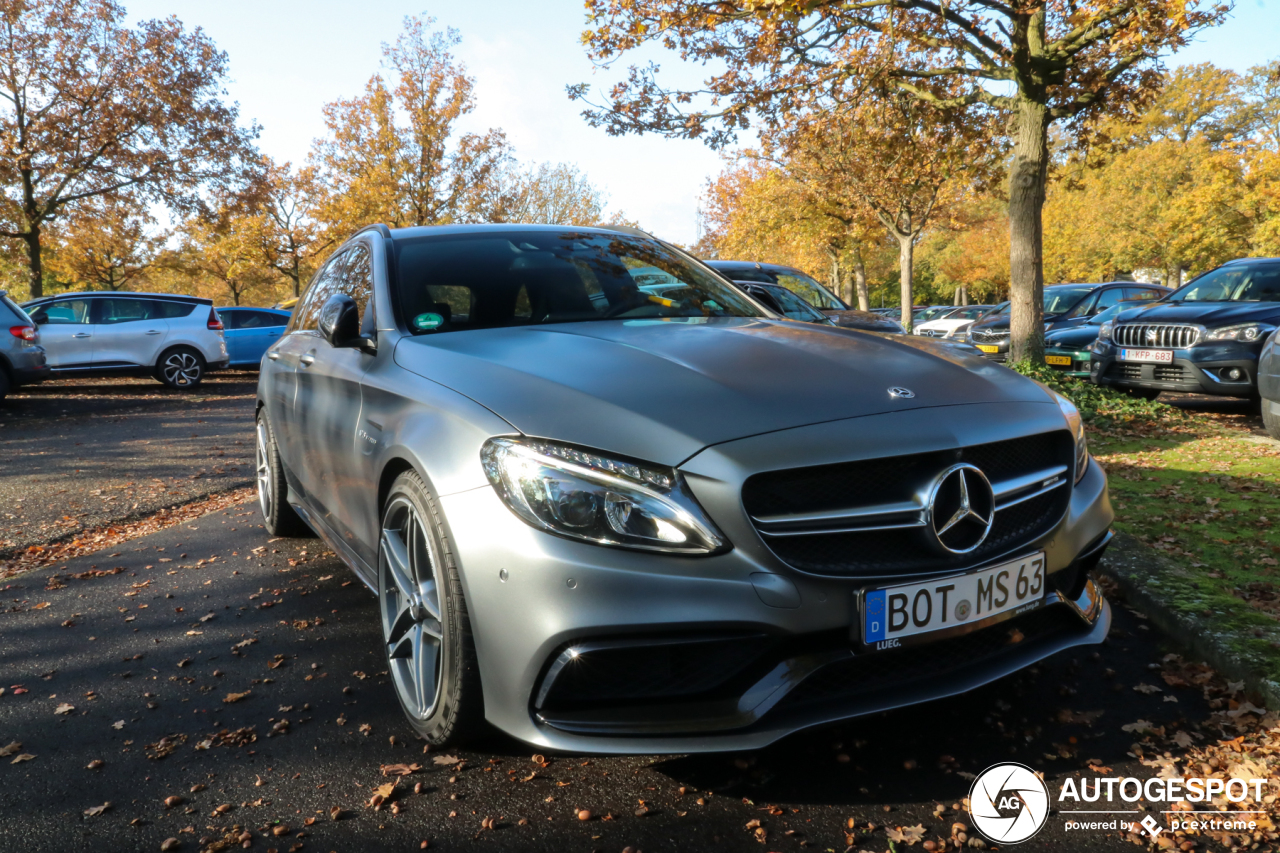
[{"xmin": 258, "ymin": 225, "xmax": 1113, "ymax": 753}]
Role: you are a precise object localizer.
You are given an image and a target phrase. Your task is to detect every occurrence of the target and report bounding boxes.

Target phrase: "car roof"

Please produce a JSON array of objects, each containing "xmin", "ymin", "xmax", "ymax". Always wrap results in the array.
[
  {"xmin": 25, "ymin": 291, "xmax": 213, "ymax": 306},
  {"xmin": 384, "ymin": 223, "xmax": 649, "ymax": 241},
  {"xmin": 704, "ymin": 259, "xmax": 808, "ymax": 275}
]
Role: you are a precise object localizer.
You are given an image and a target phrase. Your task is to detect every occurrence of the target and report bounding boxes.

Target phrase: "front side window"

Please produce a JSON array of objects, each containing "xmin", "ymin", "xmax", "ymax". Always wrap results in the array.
[
  {"xmin": 1044, "ymin": 286, "xmax": 1096, "ymax": 315},
  {"xmin": 1172, "ymin": 263, "xmax": 1280, "ymax": 303},
  {"xmin": 763, "ymin": 285, "xmax": 825, "ymax": 321},
  {"xmin": 289, "ymin": 253, "xmax": 348, "ymax": 333},
  {"xmin": 394, "ymin": 230, "xmax": 764, "ymax": 335},
  {"xmin": 336, "ymin": 243, "xmax": 374, "ymax": 325},
  {"xmin": 34, "ymin": 299, "xmax": 92, "ymax": 324}
]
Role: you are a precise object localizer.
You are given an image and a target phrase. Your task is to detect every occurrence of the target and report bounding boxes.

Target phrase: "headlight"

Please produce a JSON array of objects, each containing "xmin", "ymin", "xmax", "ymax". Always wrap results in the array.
[
  {"xmin": 480, "ymin": 437, "xmax": 726, "ymax": 554},
  {"xmin": 1052, "ymin": 393, "xmax": 1089, "ymax": 483},
  {"xmin": 1203, "ymin": 323, "xmax": 1274, "ymax": 343},
  {"xmin": 1097, "ymin": 321, "xmax": 1113, "ymax": 342}
]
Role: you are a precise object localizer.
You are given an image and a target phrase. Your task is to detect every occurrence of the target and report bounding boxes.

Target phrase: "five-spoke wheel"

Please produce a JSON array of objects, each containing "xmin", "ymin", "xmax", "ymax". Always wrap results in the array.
[{"xmin": 380, "ymin": 495, "xmax": 445, "ymax": 721}]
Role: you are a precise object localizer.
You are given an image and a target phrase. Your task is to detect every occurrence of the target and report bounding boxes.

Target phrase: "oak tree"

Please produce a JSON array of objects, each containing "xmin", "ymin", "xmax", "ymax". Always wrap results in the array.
[
  {"xmin": 0, "ymin": 0, "xmax": 257, "ymax": 298},
  {"xmin": 46, "ymin": 193, "xmax": 162, "ymax": 291},
  {"xmin": 573, "ymin": 0, "xmax": 1228, "ymax": 361}
]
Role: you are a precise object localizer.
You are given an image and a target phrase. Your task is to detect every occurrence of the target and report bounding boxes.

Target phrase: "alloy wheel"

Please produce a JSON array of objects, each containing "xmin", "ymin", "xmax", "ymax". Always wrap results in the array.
[
  {"xmin": 255, "ymin": 419, "xmax": 272, "ymax": 519},
  {"xmin": 162, "ymin": 351, "xmax": 201, "ymax": 387},
  {"xmin": 380, "ymin": 497, "xmax": 445, "ymax": 720}
]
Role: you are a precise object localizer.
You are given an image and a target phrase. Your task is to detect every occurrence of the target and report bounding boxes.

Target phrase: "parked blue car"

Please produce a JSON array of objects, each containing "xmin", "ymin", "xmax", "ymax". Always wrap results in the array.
[{"xmin": 217, "ymin": 307, "xmax": 291, "ymax": 368}]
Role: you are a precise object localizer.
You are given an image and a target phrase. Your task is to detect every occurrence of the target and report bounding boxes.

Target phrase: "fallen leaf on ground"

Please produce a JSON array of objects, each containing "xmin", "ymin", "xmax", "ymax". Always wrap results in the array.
[
  {"xmin": 84, "ymin": 803, "xmax": 110, "ymax": 816},
  {"xmin": 1133, "ymin": 683, "xmax": 1162, "ymax": 694},
  {"xmin": 86, "ymin": 759, "xmax": 104, "ymax": 769},
  {"xmin": 160, "ymin": 838, "xmax": 180, "ymax": 851},
  {"xmin": 54, "ymin": 703, "xmax": 75, "ymax": 715},
  {"xmin": 0, "ymin": 742, "xmax": 20, "ymax": 757},
  {"xmin": 11, "ymin": 753, "xmax": 34, "ymax": 764},
  {"xmin": 222, "ymin": 691, "xmax": 250, "ymax": 704},
  {"xmin": 887, "ymin": 824, "xmax": 927, "ymax": 845},
  {"xmin": 381, "ymin": 763, "xmax": 422, "ymax": 777},
  {"xmin": 432, "ymin": 754, "xmax": 461, "ymax": 766},
  {"xmin": 368, "ymin": 782, "xmax": 397, "ymax": 810}
]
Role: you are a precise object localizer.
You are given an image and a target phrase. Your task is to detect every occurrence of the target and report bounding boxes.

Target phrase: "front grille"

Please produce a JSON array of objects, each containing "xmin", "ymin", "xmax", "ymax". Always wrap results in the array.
[
  {"xmin": 1109, "ymin": 363, "xmax": 1143, "ymax": 380},
  {"xmin": 1113, "ymin": 323, "xmax": 1200, "ymax": 348},
  {"xmin": 970, "ymin": 329, "xmax": 1008, "ymax": 344},
  {"xmin": 1154, "ymin": 365, "xmax": 1188, "ymax": 382},
  {"xmin": 743, "ymin": 433, "xmax": 1074, "ymax": 577},
  {"xmin": 774, "ymin": 606, "xmax": 1085, "ymax": 711}
]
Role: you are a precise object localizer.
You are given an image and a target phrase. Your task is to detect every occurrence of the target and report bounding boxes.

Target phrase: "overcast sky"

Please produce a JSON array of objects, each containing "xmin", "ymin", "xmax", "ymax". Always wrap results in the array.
[{"xmin": 128, "ymin": 0, "xmax": 1279, "ymax": 246}]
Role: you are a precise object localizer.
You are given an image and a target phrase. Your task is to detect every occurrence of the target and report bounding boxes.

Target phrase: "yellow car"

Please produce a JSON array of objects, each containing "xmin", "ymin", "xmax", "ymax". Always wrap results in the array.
[{"xmin": 274, "ymin": 296, "xmax": 299, "ymax": 311}]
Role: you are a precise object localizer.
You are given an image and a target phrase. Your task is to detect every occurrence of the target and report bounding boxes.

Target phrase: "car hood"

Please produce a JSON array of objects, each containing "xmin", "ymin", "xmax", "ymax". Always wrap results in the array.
[
  {"xmin": 1045, "ymin": 325, "xmax": 1101, "ymax": 349},
  {"xmin": 393, "ymin": 318, "xmax": 1055, "ymax": 466},
  {"xmin": 1117, "ymin": 301, "xmax": 1280, "ymax": 327}
]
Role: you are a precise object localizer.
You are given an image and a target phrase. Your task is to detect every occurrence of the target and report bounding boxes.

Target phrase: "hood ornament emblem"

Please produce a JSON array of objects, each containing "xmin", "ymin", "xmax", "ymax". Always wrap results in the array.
[
  {"xmin": 927, "ymin": 464, "xmax": 995, "ymax": 554},
  {"xmin": 888, "ymin": 387, "xmax": 915, "ymax": 399}
]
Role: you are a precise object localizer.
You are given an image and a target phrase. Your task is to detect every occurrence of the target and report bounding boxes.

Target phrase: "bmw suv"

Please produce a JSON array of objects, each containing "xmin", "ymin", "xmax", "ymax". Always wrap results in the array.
[
  {"xmin": 1090, "ymin": 259, "xmax": 1280, "ymax": 398},
  {"xmin": 254, "ymin": 223, "xmax": 1113, "ymax": 752},
  {"xmin": 22, "ymin": 292, "xmax": 229, "ymax": 389}
]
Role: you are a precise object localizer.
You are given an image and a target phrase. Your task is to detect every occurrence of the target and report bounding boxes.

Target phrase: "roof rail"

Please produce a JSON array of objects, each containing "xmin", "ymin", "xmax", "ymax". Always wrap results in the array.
[{"xmin": 355, "ymin": 224, "xmax": 393, "ymax": 240}]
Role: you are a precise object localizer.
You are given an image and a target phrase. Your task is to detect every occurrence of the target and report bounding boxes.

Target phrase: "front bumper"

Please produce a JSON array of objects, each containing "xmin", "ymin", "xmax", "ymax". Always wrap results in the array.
[
  {"xmin": 1045, "ymin": 347, "xmax": 1091, "ymax": 378},
  {"xmin": 441, "ymin": 402, "xmax": 1114, "ymax": 753},
  {"xmin": 968, "ymin": 339, "xmax": 1009, "ymax": 361},
  {"xmin": 1091, "ymin": 340, "xmax": 1261, "ymax": 397}
]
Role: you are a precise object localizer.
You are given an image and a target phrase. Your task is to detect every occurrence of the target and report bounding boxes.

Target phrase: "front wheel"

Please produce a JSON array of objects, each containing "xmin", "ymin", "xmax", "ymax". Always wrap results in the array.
[
  {"xmin": 1263, "ymin": 399, "xmax": 1280, "ymax": 441},
  {"xmin": 255, "ymin": 411, "xmax": 310, "ymax": 537},
  {"xmin": 379, "ymin": 470, "xmax": 484, "ymax": 746},
  {"xmin": 156, "ymin": 347, "xmax": 205, "ymax": 389}
]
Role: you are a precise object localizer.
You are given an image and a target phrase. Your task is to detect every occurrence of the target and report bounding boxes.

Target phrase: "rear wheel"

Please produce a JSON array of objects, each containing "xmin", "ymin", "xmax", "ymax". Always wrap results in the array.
[
  {"xmin": 379, "ymin": 470, "xmax": 484, "ymax": 746},
  {"xmin": 255, "ymin": 411, "xmax": 310, "ymax": 537},
  {"xmin": 1263, "ymin": 399, "xmax": 1280, "ymax": 441},
  {"xmin": 155, "ymin": 347, "xmax": 205, "ymax": 389}
]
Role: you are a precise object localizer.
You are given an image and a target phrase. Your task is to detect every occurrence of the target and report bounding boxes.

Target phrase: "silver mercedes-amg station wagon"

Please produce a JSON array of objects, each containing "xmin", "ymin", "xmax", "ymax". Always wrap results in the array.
[{"xmin": 255, "ymin": 224, "xmax": 1113, "ymax": 753}]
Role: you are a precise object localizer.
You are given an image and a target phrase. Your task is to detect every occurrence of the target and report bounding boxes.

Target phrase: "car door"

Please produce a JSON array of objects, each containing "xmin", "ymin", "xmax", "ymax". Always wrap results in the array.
[
  {"xmin": 293, "ymin": 243, "xmax": 377, "ymax": 564},
  {"xmin": 237, "ymin": 310, "xmax": 288, "ymax": 366},
  {"xmin": 28, "ymin": 298, "xmax": 95, "ymax": 368},
  {"xmin": 220, "ymin": 310, "xmax": 246, "ymax": 363},
  {"xmin": 92, "ymin": 298, "xmax": 169, "ymax": 367},
  {"xmin": 269, "ymin": 255, "xmax": 346, "ymax": 486}
]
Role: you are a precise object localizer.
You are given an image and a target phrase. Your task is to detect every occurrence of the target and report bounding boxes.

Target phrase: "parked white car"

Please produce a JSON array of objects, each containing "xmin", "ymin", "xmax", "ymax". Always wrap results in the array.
[
  {"xmin": 914, "ymin": 305, "xmax": 998, "ymax": 339},
  {"xmin": 22, "ymin": 292, "xmax": 228, "ymax": 389}
]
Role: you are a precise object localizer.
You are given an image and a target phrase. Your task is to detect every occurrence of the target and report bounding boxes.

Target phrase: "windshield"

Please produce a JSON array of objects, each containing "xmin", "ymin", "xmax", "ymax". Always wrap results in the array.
[
  {"xmin": 1044, "ymin": 286, "xmax": 1095, "ymax": 315},
  {"xmin": 394, "ymin": 230, "xmax": 765, "ymax": 334},
  {"xmin": 761, "ymin": 284, "xmax": 828, "ymax": 322},
  {"xmin": 1170, "ymin": 262, "xmax": 1280, "ymax": 303},
  {"xmin": 772, "ymin": 272, "xmax": 845, "ymax": 311},
  {"xmin": 917, "ymin": 306, "xmax": 955, "ymax": 322},
  {"xmin": 945, "ymin": 306, "xmax": 991, "ymax": 321},
  {"xmin": 1087, "ymin": 302, "xmax": 1135, "ymax": 325}
]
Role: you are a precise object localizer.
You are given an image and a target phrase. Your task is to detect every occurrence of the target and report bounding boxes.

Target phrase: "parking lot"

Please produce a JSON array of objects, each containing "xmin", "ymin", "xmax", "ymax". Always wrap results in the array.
[{"xmin": 0, "ymin": 377, "xmax": 1267, "ymax": 852}]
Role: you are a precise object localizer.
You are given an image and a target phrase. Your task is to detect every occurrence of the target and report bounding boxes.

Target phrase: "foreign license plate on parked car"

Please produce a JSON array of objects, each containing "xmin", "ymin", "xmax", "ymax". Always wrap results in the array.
[
  {"xmin": 1120, "ymin": 348, "xmax": 1173, "ymax": 363},
  {"xmin": 860, "ymin": 553, "xmax": 1045, "ymax": 649},
  {"xmin": 976, "ymin": 344, "xmax": 999, "ymax": 353},
  {"xmin": 1045, "ymin": 355, "xmax": 1072, "ymax": 366}
]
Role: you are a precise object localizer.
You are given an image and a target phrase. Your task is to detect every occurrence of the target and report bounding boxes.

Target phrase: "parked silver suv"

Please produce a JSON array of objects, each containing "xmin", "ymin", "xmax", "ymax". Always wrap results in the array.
[
  {"xmin": 22, "ymin": 292, "xmax": 228, "ymax": 389},
  {"xmin": 0, "ymin": 290, "xmax": 50, "ymax": 400}
]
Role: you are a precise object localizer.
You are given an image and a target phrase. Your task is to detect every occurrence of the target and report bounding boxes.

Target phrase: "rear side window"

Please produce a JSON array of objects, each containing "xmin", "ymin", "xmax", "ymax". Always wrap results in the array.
[
  {"xmin": 98, "ymin": 298, "xmax": 164, "ymax": 324},
  {"xmin": 155, "ymin": 301, "xmax": 197, "ymax": 319}
]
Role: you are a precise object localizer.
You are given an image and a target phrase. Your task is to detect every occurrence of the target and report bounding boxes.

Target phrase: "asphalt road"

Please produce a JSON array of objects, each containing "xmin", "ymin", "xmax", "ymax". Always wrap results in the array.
[
  {"xmin": 0, "ymin": 374, "xmax": 257, "ymax": 555},
  {"xmin": 0, "ymin": 500, "xmax": 1221, "ymax": 853}
]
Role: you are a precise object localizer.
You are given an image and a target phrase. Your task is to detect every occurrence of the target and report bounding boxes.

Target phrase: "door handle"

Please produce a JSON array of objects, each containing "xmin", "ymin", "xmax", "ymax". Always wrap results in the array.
[
  {"xmin": 73, "ymin": 332, "xmax": 92, "ymax": 338},
  {"xmin": 300, "ymin": 354, "xmax": 315, "ymax": 366},
  {"xmin": 267, "ymin": 352, "xmax": 280, "ymax": 361},
  {"xmin": 145, "ymin": 330, "xmax": 163, "ymax": 335}
]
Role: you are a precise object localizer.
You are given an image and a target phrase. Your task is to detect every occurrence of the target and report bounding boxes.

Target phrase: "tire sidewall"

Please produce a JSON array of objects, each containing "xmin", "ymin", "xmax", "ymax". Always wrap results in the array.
[{"xmin": 380, "ymin": 472, "xmax": 470, "ymax": 743}]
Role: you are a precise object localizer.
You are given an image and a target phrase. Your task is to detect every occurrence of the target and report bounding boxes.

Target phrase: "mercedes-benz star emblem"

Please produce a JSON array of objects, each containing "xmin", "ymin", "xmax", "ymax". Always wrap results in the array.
[
  {"xmin": 888, "ymin": 387, "xmax": 915, "ymax": 399},
  {"xmin": 926, "ymin": 463, "xmax": 995, "ymax": 554}
]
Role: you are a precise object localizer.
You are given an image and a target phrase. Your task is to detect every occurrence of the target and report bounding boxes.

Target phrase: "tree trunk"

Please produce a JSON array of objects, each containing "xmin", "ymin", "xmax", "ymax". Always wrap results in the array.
[
  {"xmin": 852, "ymin": 245, "xmax": 870, "ymax": 311},
  {"xmin": 828, "ymin": 250, "xmax": 842, "ymax": 300},
  {"xmin": 1007, "ymin": 94, "xmax": 1050, "ymax": 364},
  {"xmin": 897, "ymin": 232, "xmax": 914, "ymax": 333},
  {"xmin": 23, "ymin": 227, "xmax": 44, "ymax": 300}
]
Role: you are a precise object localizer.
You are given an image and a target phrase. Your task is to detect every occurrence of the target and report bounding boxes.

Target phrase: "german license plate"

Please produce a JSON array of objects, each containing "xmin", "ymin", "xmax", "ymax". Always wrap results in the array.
[
  {"xmin": 1045, "ymin": 355, "xmax": 1072, "ymax": 366},
  {"xmin": 861, "ymin": 553, "xmax": 1045, "ymax": 649},
  {"xmin": 976, "ymin": 344, "xmax": 999, "ymax": 353},
  {"xmin": 1120, "ymin": 348, "xmax": 1173, "ymax": 363}
]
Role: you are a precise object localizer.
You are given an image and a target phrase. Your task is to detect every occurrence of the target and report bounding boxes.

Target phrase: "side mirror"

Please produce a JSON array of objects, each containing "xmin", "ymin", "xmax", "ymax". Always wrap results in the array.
[{"xmin": 318, "ymin": 294, "xmax": 362, "ymax": 349}]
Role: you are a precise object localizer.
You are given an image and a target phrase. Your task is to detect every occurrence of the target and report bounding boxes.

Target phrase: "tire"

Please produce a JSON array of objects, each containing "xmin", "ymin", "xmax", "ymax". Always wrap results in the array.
[
  {"xmin": 255, "ymin": 410, "xmax": 311, "ymax": 537},
  {"xmin": 155, "ymin": 346, "xmax": 206, "ymax": 389},
  {"xmin": 379, "ymin": 470, "xmax": 484, "ymax": 746},
  {"xmin": 1263, "ymin": 399, "xmax": 1280, "ymax": 441}
]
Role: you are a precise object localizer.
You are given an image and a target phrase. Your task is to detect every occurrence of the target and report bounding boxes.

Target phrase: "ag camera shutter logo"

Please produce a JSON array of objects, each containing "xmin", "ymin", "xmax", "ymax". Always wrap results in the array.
[{"xmin": 969, "ymin": 762, "xmax": 1050, "ymax": 844}]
